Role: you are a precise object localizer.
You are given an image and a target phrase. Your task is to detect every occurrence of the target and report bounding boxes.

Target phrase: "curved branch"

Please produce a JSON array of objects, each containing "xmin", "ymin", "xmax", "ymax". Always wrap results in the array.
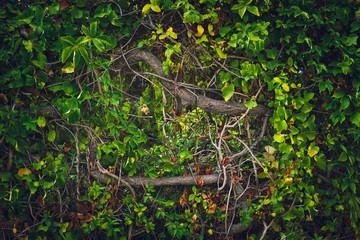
[{"xmin": 115, "ymin": 49, "xmax": 269, "ymax": 117}]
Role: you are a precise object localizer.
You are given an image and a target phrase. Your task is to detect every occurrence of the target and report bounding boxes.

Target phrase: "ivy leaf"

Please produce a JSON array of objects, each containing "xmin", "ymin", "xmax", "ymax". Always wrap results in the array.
[
  {"xmin": 48, "ymin": 130, "xmax": 56, "ymax": 142},
  {"xmin": 68, "ymin": 108, "xmax": 81, "ymax": 123},
  {"xmin": 245, "ymin": 100, "xmax": 257, "ymax": 109},
  {"xmin": 222, "ymin": 84, "xmax": 234, "ymax": 101},
  {"xmin": 32, "ymin": 53, "xmax": 47, "ymax": 69},
  {"xmin": 37, "ymin": 116, "xmax": 46, "ymax": 128},
  {"xmin": 247, "ymin": 5, "xmax": 260, "ymax": 16},
  {"xmin": 345, "ymin": 33, "xmax": 358, "ymax": 46},
  {"xmin": 308, "ymin": 142, "xmax": 319, "ymax": 157},
  {"xmin": 350, "ymin": 111, "xmax": 360, "ymax": 127}
]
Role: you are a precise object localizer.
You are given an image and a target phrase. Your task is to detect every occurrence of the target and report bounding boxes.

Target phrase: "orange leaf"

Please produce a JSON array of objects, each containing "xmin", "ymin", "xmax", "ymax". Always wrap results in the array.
[
  {"xmin": 205, "ymin": 167, "xmax": 212, "ymax": 175},
  {"xmin": 248, "ymin": 193, "xmax": 253, "ymax": 201},
  {"xmin": 207, "ymin": 203, "xmax": 217, "ymax": 214},
  {"xmin": 221, "ymin": 157, "xmax": 231, "ymax": 166},
  {"xmin": 64, "ymin": 140, "xmax": 72, "ymax": 152},
  {"xmin": 195, "ymin": 165, "xmax": 200, "ymax": 175},
  {"xmin": 191, "ymin": 214, "xmax": 198, "ymax": 222},
  {"xmin": 197, "ymin": 176, "xmax": 204, "ymax": 186},
  {"xmin": 183, "ymin": 171, "xmax": 187, "ymax": 177},
  {"xmin": 233, "ymin": 174, "xmax": 243, "ymax": 182},
  {"xmin": 170, "ymin": 156, "xmax": 175, "ymax": 163},
  {"xmin": 222, "ymin": 135, "xmax": 232, "ymax": 140}
]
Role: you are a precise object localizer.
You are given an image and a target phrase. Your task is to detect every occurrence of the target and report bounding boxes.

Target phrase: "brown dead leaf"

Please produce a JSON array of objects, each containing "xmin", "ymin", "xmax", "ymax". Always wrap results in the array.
[
  {"xmin": 64, "ymin": 140, "xmax": 72, "ymax": 152},
  {"xmin": 197, "ymin": 176, "xmax": 204, "ymax": 186},
  {"xmin": 195, "ymin": 165, "xmax": 200, "ymax": 175},
  {"xmin": 58, "ymin": 0, "xmax": 69, "ymax": 10},
  {"xmin": 205, "ymin": 167, "xmax": 212, "ymax": 175},
  {"xmin": 179, "ymin": 188, "xmax": 188, "ymax": 207},
  {"xmin": 207, "ymin": 203, "xmax": 217, "ymax": 214}
]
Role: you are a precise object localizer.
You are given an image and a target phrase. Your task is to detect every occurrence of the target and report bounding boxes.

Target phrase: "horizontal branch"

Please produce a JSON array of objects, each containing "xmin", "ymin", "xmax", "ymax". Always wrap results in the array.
[{"xmin": 90, "ymin": 169, "xmax": 219, "ymax": 186}]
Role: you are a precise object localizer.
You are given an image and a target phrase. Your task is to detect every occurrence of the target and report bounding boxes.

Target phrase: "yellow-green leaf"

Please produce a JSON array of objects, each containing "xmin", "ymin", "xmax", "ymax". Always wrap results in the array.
[
  {"xmin": 62, "ymin": 62, "xmax": 75, "ymax": 73},
  {"xmin": 208, "ymin": 24, "xmax": 215, "ymax": 36},
  {"xmin": 48, "ymin": 130, "xmax": 56, "ymax": 142},
  {"xmin": 247, "ymin": 5, "xmax": 260, "ymax": 16},
  {"xmin": 308, "ymin": 142, "xmax": 319, "ymax": 157},
  {"xmin": 142, "ymin": 4, "xmax": 151, "ymax": 15},
  {"xmin": 221, "ymin": 84, "xmax": 234, "ymax": 101},
  {"xmin": 151, "ymin": 5, "xmax": 161, "ymax": 13},
  {"xmin": 195, "ymin": 25, "xmax": 204, "ymax": 37}
]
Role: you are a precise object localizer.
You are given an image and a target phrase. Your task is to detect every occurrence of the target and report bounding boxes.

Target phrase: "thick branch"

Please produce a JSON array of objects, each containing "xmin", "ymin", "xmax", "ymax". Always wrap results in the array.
[
  {"xmin": 91, "ymin": 169, "xmax": 219, "ymax": 186},
  {"xmin": 117, "ymin": 49, "xmax": 268, "ymax": 116}
]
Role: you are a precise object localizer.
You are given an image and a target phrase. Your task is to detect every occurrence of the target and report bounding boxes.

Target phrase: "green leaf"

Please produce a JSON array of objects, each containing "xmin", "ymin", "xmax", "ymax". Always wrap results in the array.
[
  {"xmin": 246, "ymin": 5, "xmax": 260, "ymax": 16},
  {"xmin": 350, "ymin": 111, "xmax": 360, "ymax": 127},
  {"xmin": 71, "ymin": 6, "xmax": 83, "ymax": 18},
  {"xmin": 81, "ymin": 25, "xmax": 91, "ymax": 36},
  {"xmin": 48, "ymin": 130, "xmax": 56, "ymax": 142},
  {"xmin": 32, "ymin": 53, "xmax": 47, "ymax": 69},
  {"xmin": 314, "ymin": 154, "xmax": 327, "ymax": 171},
  {"xmin": 345, "ymin": 34, "xmax": 358, "ymax": 46},
  {"xmin": 93, "ymin": 38, "xmax": 105, "ymax": 52},
  {"xmin": 332, "ymin": 90, "xmax": 344, "ymax": 99},
  {"xmin": 245, "ymin": 100, "xmax": 257, "ymax": 109},
  {"xmin": 61, "ymin": 36, "xmax": 76, "ymax": 45},
  {"xmin": 90, "ymin": 22, "xmax": 97, "ymax": 37},
  {"xmin": 61, "ymin": 46, "xmax": 75, "ymax": 63},
  {"xmin": 68, "ymin": 108, "xmax": 81, "ymax": 123},
  {"xmin": 238, "ymin": 7, "xmax": 247, "ymax": 19},
  {"xmin": 78, "ymin": 46, "xmax": 90, "ymax": 63},
  {"xmin": 222, "ymin": 84, "xmax": 234, "ymax": 101},
  {"xmin": 76, "ymin": 36, "xmax": 91, "ymax": 45},
  {"xmin": 340, "ymin": 96, "xmax": 350, "ymax": 110},
  {"xmin": 215, "ymin": 46, "xmax": 226, "ymax": 58},
  {"xmin": 37, "ymin": 116, "xmax": 46, "ymax": 128}
]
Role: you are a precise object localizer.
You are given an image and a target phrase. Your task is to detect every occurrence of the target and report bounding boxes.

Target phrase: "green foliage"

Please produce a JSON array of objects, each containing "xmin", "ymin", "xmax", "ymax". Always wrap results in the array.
[{"xmin": 0, "ymin": 0, "xmax": 359, "ymax": 239}]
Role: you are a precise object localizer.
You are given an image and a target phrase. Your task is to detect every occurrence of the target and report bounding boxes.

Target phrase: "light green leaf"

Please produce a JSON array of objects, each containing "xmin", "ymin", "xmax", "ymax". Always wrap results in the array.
[
  {"xmin": 350, "ymin": 111, "xmax": 360, "ymax": 126},
  {"xmin": 48, "ymin": 130, "xmax": 56, "ymax": 142},
  {"xmin": 245, "ymin": 100, "xmax": 257, "ymax": 109},
  {"xmin": 151, "ymin": 5, "xmax": 161, "ymax": 13},
  {"xmin": 222, "ymin": 84, "xmax": 234, "ymax": 101}
]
